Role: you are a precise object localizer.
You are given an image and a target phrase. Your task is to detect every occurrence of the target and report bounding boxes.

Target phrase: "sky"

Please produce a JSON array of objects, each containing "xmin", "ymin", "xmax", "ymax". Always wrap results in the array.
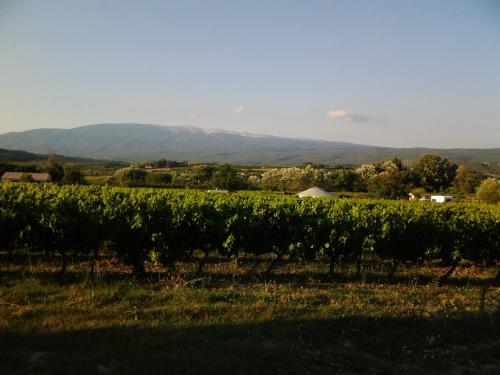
[{"xmin": 0, "ymin": 0, "xmax": 499, "ymax": 148}]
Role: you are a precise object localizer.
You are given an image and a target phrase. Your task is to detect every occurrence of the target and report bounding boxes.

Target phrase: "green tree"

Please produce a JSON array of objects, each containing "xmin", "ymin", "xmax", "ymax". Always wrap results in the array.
[
  {"xmin": 476, "ymin": 178, "xmax": 500, "ymax": 204},
  {"xmin": 380, "ymin": 157, "xmax": 403, "ymax": 172},
  {"xmin": 47, "ymin": 158, "xmax": 64, "ymax": 183},
  {"xmin": 211, "ymin": 163, "xmax": 239, "ymax": 190},
  {"xmin": 328, "ymin": 168, "xmax": 360, "ymax": 191},
  {"xmin": 114, "ymin": 167, "xmax": 147, "ymax": 186},
  {"xmin": 454, "ymin": 165, "xmax": 484, "ymax": 193},
  {"xmin": 369, "ymin": 170, "xmax": 410, "ymax": 199},
  {"xmin": 155, "ymin": 159, "xmax": 169, "ymax": 168},
  {"xmin": 414, "ymin": 154, "xmax": 457, "ymax": 192},
  {"xmin": 63, "ymin": 166, "xmax": 86, "ymax": 185},
  {"xmin": 0, "ymin": 163, "xmax": 11, "ymax": 176},
  {"xmin": 145, "ymin": 172, "xmax": 172, "ymax": 185},
  {"xmin": 193, "ymin": 165, "xmax": 216, "ymax": 184}
]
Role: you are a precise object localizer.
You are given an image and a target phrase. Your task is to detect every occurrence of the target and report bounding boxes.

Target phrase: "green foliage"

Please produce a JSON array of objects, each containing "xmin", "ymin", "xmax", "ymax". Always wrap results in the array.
[
  {"xmin": 454, "ymin": 165, "xmax": 484, "ymax": 193},
  {"xmin": 145, "ymin": 172, "xmax": 172, "ymax": 186},
  {"xmin": 210, "ymin": 163, "xmax": 240, "ymax": 190},
  {"xmin": 63, "ymin": 166, "xmax": 86, "ymax": 185},
  {"xmin": 47, "ymin": 159, "xmax": 64, "ymax": 183},
  {"xmin": 476, "ymin": 178, "xmax": 500, "ymax": 204},
  {"xmin": 0, "ymin": 163, "xmax": 9, "ymax": 176},
  {"xmin": 193, "ymin": 165, "xmax": 216, "ymax": 184},
  {"xmin": 19, "ymin": 173, "xmax": 34, "ymax": 182},
  {"xmin": 0, "ymin": 183, "xmax": 498, "ymax": 275},
  {"xmin": 114, "ymin": 167, "xmax": 147, "ymax": 186},
  {"xmin": 368, "ymin": 170, "xmax": 411, "ymax": 199},
  {"xmin": 150, "ymin": 159, "xmax": 186, "ymax": 168},
  {"xmin": 414, "ymin": 154, "xmax": 457, "ymax": 192},
  {"xmin": 328, "ymin": 168, "xmax": 361, "ymax": 191},
  {"xmin": 255, "ymin": 164, "xmax": 365, "ymax": 192}
]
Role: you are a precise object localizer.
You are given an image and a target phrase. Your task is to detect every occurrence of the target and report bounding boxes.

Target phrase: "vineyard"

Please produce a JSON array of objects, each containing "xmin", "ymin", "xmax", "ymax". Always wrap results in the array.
[
  {"xmin": 1, "ymin": 182, "xmax": 499, "ymax": 278},
  {"xmin": 1, "ymin": 182, "xmax": 499, "ymax": 374}
]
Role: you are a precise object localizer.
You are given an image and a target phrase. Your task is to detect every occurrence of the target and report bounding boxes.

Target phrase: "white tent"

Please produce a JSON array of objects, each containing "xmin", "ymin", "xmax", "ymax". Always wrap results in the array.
[{"xmin": 297, "ymin": 186, "xmax": 331, "ymax": 198}]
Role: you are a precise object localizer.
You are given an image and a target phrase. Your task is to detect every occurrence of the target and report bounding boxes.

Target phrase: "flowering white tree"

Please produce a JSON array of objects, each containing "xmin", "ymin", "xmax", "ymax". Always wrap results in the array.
[
  {"xmin": 355, "ymin": 164, "xmax": 377, "ymax": 186},
  {"xmin": 259, "ymin": 165, "xmax": 326, "ymax": 191}
]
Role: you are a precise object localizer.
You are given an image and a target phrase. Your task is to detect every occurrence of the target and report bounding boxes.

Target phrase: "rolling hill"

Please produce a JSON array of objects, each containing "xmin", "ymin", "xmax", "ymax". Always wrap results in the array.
[
  {"xmin": 0, "ymin": 147, "xmax": 120, "ymax": 165},
  {"xmin": 0, "ymin": 123, "xmax": 499, "ymax": 165}
]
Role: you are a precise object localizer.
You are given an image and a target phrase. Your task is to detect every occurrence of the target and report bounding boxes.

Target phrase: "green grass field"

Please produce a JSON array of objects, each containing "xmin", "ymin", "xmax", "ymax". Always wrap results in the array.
[{"xmin": 1, "ymin": 253, "xmax": 499, "ymax": 374}]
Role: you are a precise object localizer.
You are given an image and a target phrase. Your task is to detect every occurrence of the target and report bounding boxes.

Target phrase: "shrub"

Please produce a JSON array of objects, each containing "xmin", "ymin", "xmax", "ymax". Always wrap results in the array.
[
  {"xmin": 63, "ymin": 166, "xmax": 86, "ymax": 185},
  {"xmin": 114, "ymin": 167, "xmax": 147, "ymax": 186},
  {"xmin": 19, "ymin": 173, "xmax": 34, "ymax": 182},
  {"xmin": 145, "ymin": 172, "xmax": 172, "ymax": 186},
  {"xmin": 476, "ymin": 178, "xmax": 500, "ymax": 204}
]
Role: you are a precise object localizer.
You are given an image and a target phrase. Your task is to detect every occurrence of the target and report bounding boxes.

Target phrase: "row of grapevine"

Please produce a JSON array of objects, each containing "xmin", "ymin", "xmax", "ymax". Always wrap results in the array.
[{"xmin": 0, "ymin": 183, "xmax": 498, "ymax": 276}]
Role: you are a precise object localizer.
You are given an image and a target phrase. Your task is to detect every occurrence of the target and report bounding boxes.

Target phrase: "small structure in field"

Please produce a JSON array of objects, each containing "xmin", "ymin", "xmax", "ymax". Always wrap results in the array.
[
  {"xmin": 1, "ymin": 172, "xmax": 51, "ymax": 183},
  {"xmin": 298, "ymin": 186, "xmax": 331, "ymax": 198},
  {"xmin": 408, "ymin": 192, "xmax": 431, "ymax": 201},
  {"xmin": 430, "ymin": 195, "xmax": 454, "ymax": 203},
  {"xmin": 409, "ymin": 190, "xmax": 431, "ymax": 201}
]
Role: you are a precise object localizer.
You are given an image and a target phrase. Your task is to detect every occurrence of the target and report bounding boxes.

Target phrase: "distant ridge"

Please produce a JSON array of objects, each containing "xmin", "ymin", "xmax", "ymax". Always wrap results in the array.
[
  {"xmin": 0, "ymin": 148, "xmax": 46, "ymax": 162},
  {"xmin": 0, "ymin": 123, "xmax": 499, "ymax": 165},
  {"xmin": 0, "ymin": 147, "xmax": 118, "ymax": 165}
]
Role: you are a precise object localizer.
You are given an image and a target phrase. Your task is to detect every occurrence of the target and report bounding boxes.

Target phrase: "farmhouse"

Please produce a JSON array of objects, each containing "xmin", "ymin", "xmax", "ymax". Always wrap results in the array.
[
  {"xmin": 298, "ymin": 186, "xmax": 331, "ymax": 198},
  {"xmin": 1, "ymin": 172, "xmax": 51, "ymax": 183},
  {"xmin": 430, "ymin": 195, "xmax": 454, "ymax": 203}
]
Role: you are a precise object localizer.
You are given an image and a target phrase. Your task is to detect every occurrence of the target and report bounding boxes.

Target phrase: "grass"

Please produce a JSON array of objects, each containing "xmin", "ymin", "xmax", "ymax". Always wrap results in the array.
[
  {"xmin": 1, "ymin": 252, "xmax": 499, "ymax": 374},
  {"xmin": 85, "ymin": 175, "xmax": 111, "ymax": 185}
]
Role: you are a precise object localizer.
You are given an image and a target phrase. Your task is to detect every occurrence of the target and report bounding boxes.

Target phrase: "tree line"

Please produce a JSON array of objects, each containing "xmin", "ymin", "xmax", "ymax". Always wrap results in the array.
[
  {"xmin": 110, "ymin": 154, "xmax": 499, "ymax": 202},
  {"xmin": 0, "ymin": 158, "xmax": 86, "ymax": 185},
  {"xmin": 3, "ymin": 154, "xmax": 499, "ymax": 202}
]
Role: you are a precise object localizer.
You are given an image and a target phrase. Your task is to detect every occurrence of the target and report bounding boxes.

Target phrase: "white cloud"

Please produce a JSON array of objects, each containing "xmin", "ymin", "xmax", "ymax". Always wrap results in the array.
[
  {"xmin": 327, "ymin": 107, "xmax": 370, "ymax": 123},
  {"xmin": 233, "ymin": 105, "xmax": 248, "ymax": 113},
  {"xmin": 327, "ymin": 108, "xmax": 349, "ymax": 118}
]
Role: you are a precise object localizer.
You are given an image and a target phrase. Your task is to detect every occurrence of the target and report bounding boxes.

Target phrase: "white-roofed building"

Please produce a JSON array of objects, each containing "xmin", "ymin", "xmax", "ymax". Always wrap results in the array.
[
  {"xmin": 430, "ymin": 195, "xmax": 454, "ymax": 203},
  {"xmin": 1, "ymin": 172, "xmax": 51, "ymax": 183},
  {"xmin": 297, "ymin": 186, "xmax": 331, "ymax": 198}
]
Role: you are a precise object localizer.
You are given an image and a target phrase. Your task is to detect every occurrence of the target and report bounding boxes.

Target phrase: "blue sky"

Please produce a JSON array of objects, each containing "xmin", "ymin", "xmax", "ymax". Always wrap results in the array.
[{"xmin": 0, "ymin": 0, "xmax": 499, "ymax": 147}]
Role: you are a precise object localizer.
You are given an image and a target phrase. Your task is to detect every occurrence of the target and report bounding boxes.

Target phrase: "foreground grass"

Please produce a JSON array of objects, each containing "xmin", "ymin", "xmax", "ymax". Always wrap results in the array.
[{"xmin": 1, "ymin": 255, "xmax": 499, "ymax": 374}]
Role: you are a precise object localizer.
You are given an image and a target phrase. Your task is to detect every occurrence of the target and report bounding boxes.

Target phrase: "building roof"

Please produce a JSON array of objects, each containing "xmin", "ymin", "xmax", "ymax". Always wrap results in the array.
[
  {"xmin": 298, "ymin": 186, "xmax": 331, "ymax": 197},
  {"xmin": 1, "ymin": 172, "xmax": 51, "ymax": 182}
]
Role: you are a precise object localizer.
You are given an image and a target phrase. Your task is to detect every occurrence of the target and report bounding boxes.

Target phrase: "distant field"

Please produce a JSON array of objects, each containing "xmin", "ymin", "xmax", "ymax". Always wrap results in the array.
[
  {"xmin": 85, "ymin": 175, "xmax": 111, "ymax": 185},
  {"xmin": 0, "ymin": 253, "xmax": 499, "ymax": 374}
]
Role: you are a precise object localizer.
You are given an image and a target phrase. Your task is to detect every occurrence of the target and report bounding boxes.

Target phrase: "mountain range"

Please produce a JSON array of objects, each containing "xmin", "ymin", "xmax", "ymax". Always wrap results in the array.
[{"xmin": 0, "ymin": 123, "xmax": 499, "ymax": 165}]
